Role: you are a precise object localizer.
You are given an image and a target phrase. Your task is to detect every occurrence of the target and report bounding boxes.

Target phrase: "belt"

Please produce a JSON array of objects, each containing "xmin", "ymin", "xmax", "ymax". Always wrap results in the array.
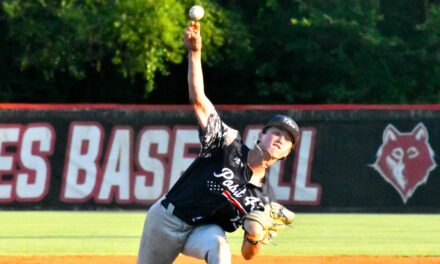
[{"xmin": 161, "ymin": 198, "xmax": 192, "ymax": 225}]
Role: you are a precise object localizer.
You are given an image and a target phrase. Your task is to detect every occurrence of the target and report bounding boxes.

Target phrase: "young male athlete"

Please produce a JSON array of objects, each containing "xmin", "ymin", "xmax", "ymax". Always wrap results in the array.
[{"xmin": 137, "ymin": 21, "xmax": 300, "ymax": 264}]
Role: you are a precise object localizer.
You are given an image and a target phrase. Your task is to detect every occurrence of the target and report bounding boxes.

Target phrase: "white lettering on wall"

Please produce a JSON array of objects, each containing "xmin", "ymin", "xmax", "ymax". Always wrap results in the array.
[
  {"xmin": 292, "ymin": 128, "xmax": 321, "ymax": 204},
  {"xmin": 2, "ymin": 121, "xmax": 319, "ymax": 206},
  {"xmin": 0, "ymin": 124, "xmax": 54, "ymax": 202},
  {"xmin": 0, "ymin": 126, "xmax": 21, "ymax": 201},
  {"xmin": 16, "ymin": 125, "xmax": 55, "ymax": 201},
  {"xmin": 97, "ymin": 127, "xmax": 132, "ymax": 203},
  {"xmin": 61, "ymin": 123, "xmax": 104, "ymax": 202},
  {"xmin": 134, "ymin": 127, "xmax": 170, "ymax": 202}
]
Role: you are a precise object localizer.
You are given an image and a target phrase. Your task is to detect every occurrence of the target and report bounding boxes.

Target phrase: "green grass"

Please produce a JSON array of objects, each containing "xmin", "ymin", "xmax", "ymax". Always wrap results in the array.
[{"xmin": 0, "ymin": 212, "xmax": 439, "ymax": 256}]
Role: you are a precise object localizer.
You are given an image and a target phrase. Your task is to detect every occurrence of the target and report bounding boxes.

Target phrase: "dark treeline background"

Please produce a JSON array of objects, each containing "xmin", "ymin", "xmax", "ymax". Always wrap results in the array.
[{"xmin": 1, "ymin": 0, "xmax": 439, "ymax": 104}]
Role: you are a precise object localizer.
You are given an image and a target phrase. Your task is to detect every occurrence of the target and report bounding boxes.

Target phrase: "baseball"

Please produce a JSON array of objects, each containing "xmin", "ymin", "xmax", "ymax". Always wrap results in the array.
[{"xmin": 188, "ymin": 5, "xmax": 204, "ymax": 21}]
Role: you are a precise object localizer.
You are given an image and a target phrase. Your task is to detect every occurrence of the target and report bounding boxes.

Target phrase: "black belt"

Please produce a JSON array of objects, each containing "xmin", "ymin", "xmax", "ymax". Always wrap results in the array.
[{"xmin": 161, "ymin": 198, "xmax": 192, "ymax": 225}]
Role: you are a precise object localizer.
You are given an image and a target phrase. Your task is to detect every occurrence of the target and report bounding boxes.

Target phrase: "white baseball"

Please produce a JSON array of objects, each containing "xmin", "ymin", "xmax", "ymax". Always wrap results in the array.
[{"xmin": 188, "ymin": 5, "xmax": 204, "ymax": 21}]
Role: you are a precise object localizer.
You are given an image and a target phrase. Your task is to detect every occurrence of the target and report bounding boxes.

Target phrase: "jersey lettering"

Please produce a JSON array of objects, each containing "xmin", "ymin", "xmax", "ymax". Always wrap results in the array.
[
  {"xmin": 213, "ymin": 168, "xmax": 234, "ymax": 179},
  {"xmin": 222, "ymin": 179, "xmax": 246, "ymax": 198},
  {"xmin": 244, "ymin": 196, "xmax": 262, "ymax": 211},
  {"xmin": 229, "ymin": 214, "xmax": 242, "ymax": 230},
  {"xmin": 213, "ymin": 168, "xmax": 247, "ymax": 198}
]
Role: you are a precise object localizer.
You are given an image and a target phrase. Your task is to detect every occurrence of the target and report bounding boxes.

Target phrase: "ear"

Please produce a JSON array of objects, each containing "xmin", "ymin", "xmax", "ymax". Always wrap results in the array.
[
  {"xmin": 412, "ymin": 123, "xmax": 428, "ymax": 141},
  {"xmin": 383, "ymin": 124, "xmax": 398, "ymax": 143}
]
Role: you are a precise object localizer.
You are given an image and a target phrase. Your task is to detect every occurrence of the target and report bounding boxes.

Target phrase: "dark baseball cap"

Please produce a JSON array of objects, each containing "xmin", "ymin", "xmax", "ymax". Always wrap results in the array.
[{"xmin": 263, "ymin": 115, "xmax": 300, "ymax": 145}]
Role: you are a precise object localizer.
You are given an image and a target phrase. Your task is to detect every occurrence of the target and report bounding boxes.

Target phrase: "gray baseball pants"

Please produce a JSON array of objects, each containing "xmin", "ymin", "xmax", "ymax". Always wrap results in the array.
[{"xmin": 137, "ymin": 197, "xmax": 232, "ymax": 264}]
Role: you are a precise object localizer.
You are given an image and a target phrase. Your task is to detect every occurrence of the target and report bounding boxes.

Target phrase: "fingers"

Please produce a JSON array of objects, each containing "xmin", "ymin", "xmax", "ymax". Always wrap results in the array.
[
  {"xmin": 190, "ymin": 21, "xmax": 200, "ymax": 30},
  {"xmin": 184, "ymin": 21, "xmax": 202, "ymax": 51},
  {"xmin": 185, "ymin": 27, "xmax": 192, "ymax": 39},
  {"xmin": 187, "ymin": 21, "xmax": 200, "ymax": 36}
]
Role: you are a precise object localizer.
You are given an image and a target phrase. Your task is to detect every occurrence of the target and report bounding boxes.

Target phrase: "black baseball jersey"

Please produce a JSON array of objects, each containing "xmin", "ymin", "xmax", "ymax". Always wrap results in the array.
[{"xmin": 164, "ymin": 111, "xmax": 275, "ymax": 232}]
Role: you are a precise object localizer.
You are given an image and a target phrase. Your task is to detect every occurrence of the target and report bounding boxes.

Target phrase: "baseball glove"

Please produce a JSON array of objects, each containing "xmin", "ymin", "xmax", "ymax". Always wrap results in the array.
[{"xmin": 243, "ymin": 202, "xmax": 295, "ymax": 244}]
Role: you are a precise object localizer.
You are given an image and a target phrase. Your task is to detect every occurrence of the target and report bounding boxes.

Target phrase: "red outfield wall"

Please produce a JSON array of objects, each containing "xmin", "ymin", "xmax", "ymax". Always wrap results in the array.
[{"xmin": 0, "ymin": 104, "xmax": 439, "ymax": 212}]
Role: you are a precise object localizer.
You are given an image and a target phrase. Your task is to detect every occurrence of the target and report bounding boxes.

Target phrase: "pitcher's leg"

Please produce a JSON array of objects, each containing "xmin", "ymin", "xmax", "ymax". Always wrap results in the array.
[
  {"xmin": 137, "ymin": 199, "xmax": 192, "ymax": 264},
  {"xmin": 182, "ymin": 224, "xmax": 231, "ymax": 264}
]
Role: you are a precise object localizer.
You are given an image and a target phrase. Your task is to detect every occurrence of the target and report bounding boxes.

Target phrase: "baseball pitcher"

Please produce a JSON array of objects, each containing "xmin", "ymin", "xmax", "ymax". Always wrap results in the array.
[{"xmin": 137, "ymin": 21, "xmax": 299, "ymax": 264}]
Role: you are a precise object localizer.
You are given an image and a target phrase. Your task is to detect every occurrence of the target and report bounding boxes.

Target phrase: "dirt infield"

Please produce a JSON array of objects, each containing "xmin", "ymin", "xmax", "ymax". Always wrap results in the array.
[{"xmin": 1, "ymin": 255, "xmax": 440, "ymax": 264}]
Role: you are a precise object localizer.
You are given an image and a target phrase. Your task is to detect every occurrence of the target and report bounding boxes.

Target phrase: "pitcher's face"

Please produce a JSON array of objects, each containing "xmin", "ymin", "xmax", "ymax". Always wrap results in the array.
[{"xmin": 259, "ymin": 127, "xmax": 293, "ymax": 160}]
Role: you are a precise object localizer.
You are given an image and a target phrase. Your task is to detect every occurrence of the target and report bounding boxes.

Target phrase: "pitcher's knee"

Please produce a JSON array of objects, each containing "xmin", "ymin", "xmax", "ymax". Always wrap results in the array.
[{"xmin": 205, "ymin": 236, "xmax": 231, "ymax": 264}]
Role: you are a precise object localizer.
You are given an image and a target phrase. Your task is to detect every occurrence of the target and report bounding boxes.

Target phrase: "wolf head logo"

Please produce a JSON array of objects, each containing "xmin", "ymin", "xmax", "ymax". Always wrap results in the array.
[{"xmin": 371, "ymin": 123, "xmax": 437, "ymax": 203}]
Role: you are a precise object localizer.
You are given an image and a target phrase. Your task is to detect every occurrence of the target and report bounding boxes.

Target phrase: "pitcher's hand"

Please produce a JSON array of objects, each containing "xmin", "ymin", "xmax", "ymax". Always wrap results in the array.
[{"xmin": 184, "ymin": 21, "xmax": 202, "ymax": 52}]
